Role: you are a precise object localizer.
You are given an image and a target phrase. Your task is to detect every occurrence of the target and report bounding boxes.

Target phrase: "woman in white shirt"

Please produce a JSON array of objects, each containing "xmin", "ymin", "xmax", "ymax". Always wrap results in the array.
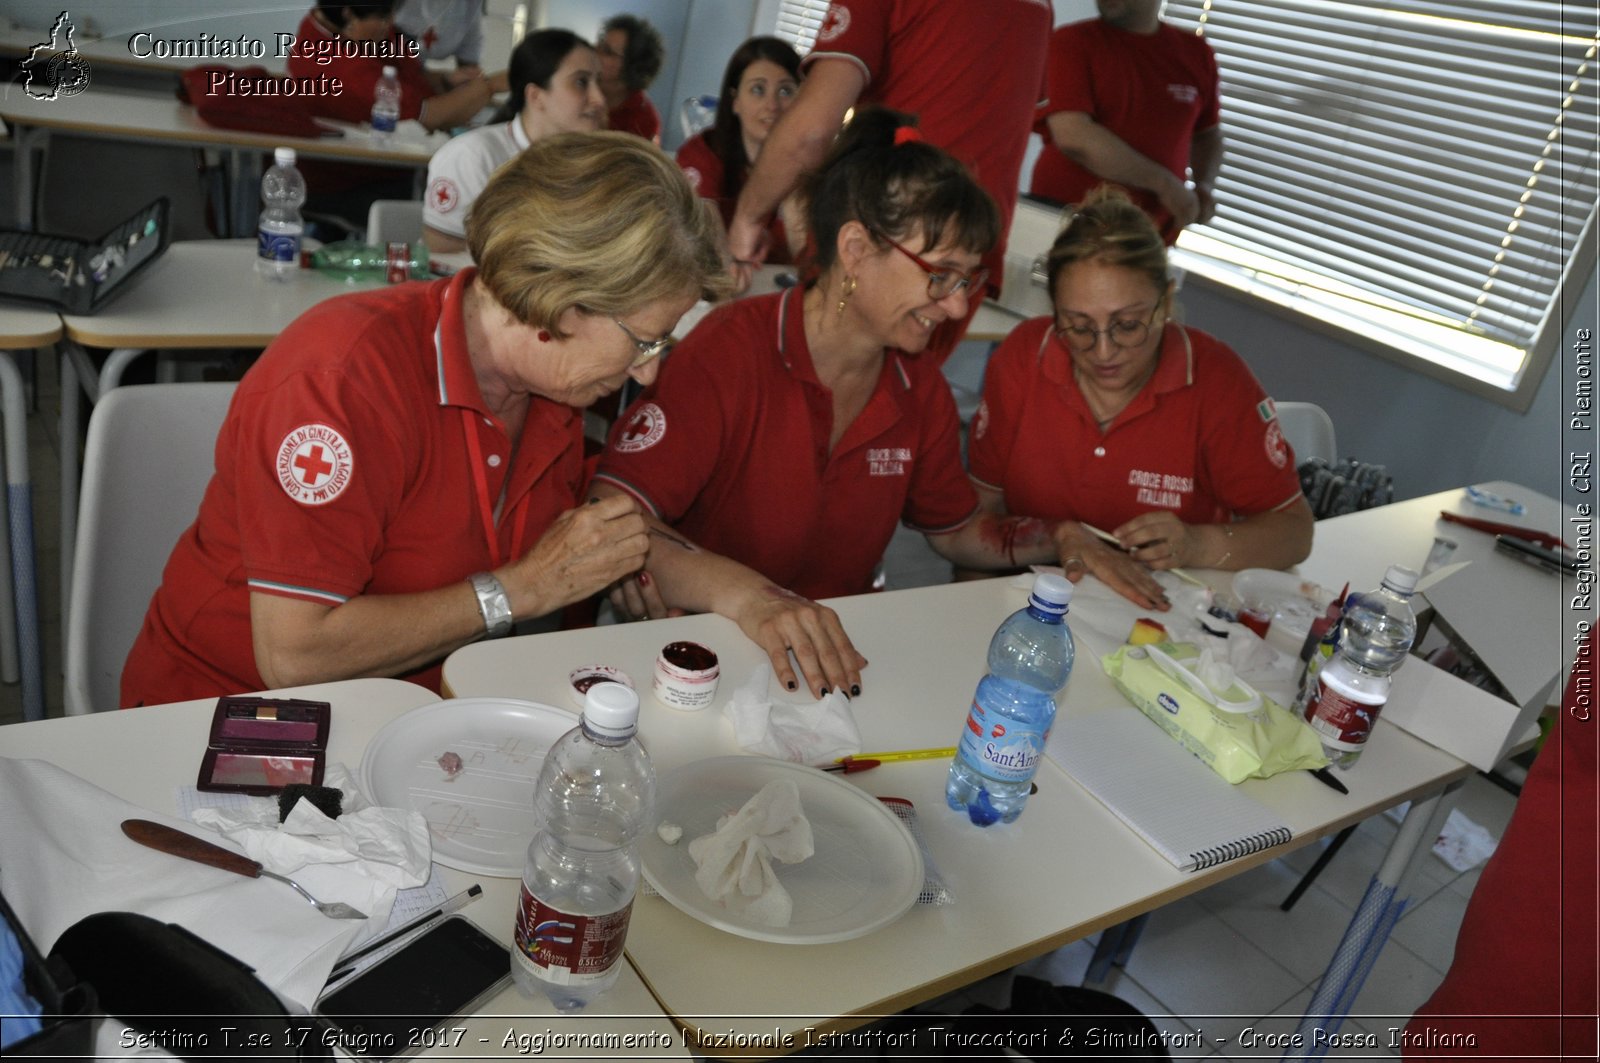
[{"xmin": 423, "ymin": 29, "xmax": 605, "ymax": 254}]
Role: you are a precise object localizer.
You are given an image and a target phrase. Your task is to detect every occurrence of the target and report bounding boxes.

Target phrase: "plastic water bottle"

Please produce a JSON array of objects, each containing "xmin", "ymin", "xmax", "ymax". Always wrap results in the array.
[
  {"xmin": 371, "ymin": 65, "xmax": 401, "ymax": 145},
  {"xmin": 945, "ymin": 573, "xmax": 1075, "ymax": 825},
  {"xmin": 512, "ymin": 683, "xmax": 654, "ymax": 1011},
  {"xmin": 1303, "ymin": 564, "xmax": 1419, "ymax": 768},
  {"xmin": 255, "ymin": 147, "xmax": 304, "ymax": 281},
  {"xmin": 300, "ymin": 239, "xmax": 430, "ymax": 283}
]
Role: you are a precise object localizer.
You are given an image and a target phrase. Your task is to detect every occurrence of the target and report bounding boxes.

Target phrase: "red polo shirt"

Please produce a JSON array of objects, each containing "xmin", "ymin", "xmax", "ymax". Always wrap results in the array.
[
  {"xmin": 594, "ymin": 289, "xmax": 977, "ymax": 601},
  {"xmin": 676, "ymin": 132, "xmax": 793, "ymax": 263},
  {"xmin": 607, "ymin": 90, "xmax": 662, "ymax": 142},
  {"xmin": 968, "ymin": 317, "xmax": 1302, "ymax": 530},
  {"xmin": 285, "ymin": 12, "xmax": 434, "ymax": 125},
  {"xmin": 121, "ymin": 270, "xmax": 585, "ymax": 706}
]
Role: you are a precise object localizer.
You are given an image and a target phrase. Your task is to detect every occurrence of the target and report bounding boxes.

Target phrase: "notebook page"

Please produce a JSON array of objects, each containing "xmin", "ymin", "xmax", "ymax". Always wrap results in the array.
[{"xmin": 1052, "ymin": 710, "xmax": 1292, "ymax": 872}]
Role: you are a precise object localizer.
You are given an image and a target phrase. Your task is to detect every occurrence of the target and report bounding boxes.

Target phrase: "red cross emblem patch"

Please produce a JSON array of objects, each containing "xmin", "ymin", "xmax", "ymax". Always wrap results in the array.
[
  {"xmin": 277, "ymin": 424, "xmax": 354, "ymax": 505},
  {"xmin": 429, "ymin": 177, "xmax": 459, "ymax": 214},
  {"xmin": 612, "ymin": 402, "xmax": 666, "ymax": 454},
  {"xmin": 817, "ymin": 4, "xmax": 851, "ymax": 42}
]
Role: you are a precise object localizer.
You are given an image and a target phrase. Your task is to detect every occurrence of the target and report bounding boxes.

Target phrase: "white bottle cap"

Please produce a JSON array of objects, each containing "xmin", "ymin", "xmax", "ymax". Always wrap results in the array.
[
  {"xmin": 1029, "ymin": 572, "xmax": 1073, "ymax": 615},
  {"xmin": 584, "ymin": 681, "xmax": 640, "ymax": 737},
  {"xmin": 1382, "ymin": 564, "xmax": 1420, "ymax": 595},
  {"xmin": 273, "ymin": 146, "xmax": 297, "ymax": 167},
  {"xmin": 382, "ymin": 64, "xmax": 398, "ymax": 77}
]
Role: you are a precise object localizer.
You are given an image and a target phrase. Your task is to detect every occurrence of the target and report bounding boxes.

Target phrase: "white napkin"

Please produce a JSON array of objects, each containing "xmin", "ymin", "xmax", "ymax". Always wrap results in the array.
[
  {"xmin": 687, "ymin": 778, "xmax": 814, "ymax": 927},
  {"xmin": 0, "ymin": 757, "xmax": 361, "ymax": 1011},
  {"xmin": 724, "ymin": 664, "xmax": 861, "ymax": 765}
]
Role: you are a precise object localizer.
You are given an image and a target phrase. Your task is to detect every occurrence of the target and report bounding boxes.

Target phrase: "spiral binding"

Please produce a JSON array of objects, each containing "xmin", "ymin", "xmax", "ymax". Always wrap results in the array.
[{"xmin": 1188, "ymin": 825, "xmax": 1293, "ymax": 871}]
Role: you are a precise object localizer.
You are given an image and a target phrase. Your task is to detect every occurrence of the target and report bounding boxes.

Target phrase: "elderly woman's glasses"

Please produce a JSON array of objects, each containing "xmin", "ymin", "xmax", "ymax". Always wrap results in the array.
[
  {"xmin": 1053, "ymin": 301, "xmax": 1165, "ymax": 353},
  {"xmin": 873, "ymin": 231, "xmax": 989, "ymax": 301},
  {"xmin": 614, "ymin": 318, "xmax": 672, "ymax": 367}
]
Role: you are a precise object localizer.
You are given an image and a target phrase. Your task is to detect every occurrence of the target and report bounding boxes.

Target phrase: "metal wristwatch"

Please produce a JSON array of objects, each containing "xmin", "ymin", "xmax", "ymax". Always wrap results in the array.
[{"xmin": 468, "ymin": 571, "xmax": 513, "ymax": 638}]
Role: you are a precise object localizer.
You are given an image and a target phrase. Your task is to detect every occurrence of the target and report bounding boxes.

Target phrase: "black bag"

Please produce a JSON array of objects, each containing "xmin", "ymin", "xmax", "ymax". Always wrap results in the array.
[
  {"xmin": 1298, "ymin": 457, "xmax": 1394, "ymax": 518},
  {"xmin": 2, "ymin": 892, "xmax": 96, "ymax": 1058}
]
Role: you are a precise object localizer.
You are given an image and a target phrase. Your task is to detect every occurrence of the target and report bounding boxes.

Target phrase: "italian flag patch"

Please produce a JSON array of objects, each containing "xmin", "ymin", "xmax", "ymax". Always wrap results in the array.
[{"xmin": 1257, "ymin": 398, "xmax": 1277, "ymax": 422}]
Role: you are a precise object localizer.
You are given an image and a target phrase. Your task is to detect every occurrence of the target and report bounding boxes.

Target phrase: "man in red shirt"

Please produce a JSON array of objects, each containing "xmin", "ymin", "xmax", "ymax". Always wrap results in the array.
[
  {"xmin": 727, "ymin": 0, "xmax": 1053, "ymax": 365},
  {"xmin": 1030, "ymin": 0, "xmax": 1224, "ymax": 244}
]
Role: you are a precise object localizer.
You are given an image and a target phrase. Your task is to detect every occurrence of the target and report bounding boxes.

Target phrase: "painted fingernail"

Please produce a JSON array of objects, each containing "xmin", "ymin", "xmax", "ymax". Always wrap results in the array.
[
  {"xmin": 638, "ymin": 571, "xmax": 650, "ymax": 586},
  {"xmin": 850, "ymin": 684, "xmax": 860, "ymax": 697},
  {"xmin": 820, "ymin": 687, "xmax": 831, "ymax": 696},
  {"xmin": 786, "ymin": 680, "xmax": 797, "ymax": 691}
]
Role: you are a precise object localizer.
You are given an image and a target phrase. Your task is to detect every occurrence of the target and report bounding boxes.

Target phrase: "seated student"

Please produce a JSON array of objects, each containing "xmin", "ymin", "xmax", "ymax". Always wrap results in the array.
[
  {"xmin": 423, "ymin": 30, "xmax": 604, "ymax": 254},
  {"xmin": 594, "ymin": 109, "xmax": 1054, "ymax": 699},
  {"xmin": 393, "ymin": 0, "xmax": 490, "ymax": 87},
  {"xmin": 120, "ymin": 134, "xmax": 728, "ymax": 707},
  {"xmin": 676, "ymin": 36, "xmax": 803, "ymax": 264},
  {"xmin": 966, "ymin": 185, "xmax": 1312, "ymax": 611},
  {"xmin": 596, "ymin": 14, "xmax": 665, "ymax": 143}
]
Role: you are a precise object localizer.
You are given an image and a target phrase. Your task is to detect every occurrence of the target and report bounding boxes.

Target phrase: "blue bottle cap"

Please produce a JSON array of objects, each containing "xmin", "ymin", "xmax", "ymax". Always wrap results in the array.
[{"xmin": 1028, "ymin": 573, "xmax": 1073, "ymax": 615}]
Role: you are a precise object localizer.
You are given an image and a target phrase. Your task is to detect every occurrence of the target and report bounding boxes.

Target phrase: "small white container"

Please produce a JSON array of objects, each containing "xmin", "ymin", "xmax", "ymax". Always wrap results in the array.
[
  {"xmin": 652, "ymin": 641, "xmax": 719, "ymax": 710},
  {"xmin": 568, "ymin": 665, "xmax": 634, "ymax": 709}
]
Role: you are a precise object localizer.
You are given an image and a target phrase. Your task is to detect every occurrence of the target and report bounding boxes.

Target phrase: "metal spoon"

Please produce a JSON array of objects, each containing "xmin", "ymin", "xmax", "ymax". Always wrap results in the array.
[{"xmin": 121, "ymin": 819, "xmax": 368, "ymax": 920}]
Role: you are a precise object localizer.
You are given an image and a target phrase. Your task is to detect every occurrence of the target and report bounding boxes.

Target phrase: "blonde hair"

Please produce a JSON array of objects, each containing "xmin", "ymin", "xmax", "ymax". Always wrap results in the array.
[
  {"xmin": 467, "ymin": 132, "xmax": 731, "ymax": 337},
  {"xmin": 1046, "ymin": 185, "xmax": 1170, "ymax": 297}
]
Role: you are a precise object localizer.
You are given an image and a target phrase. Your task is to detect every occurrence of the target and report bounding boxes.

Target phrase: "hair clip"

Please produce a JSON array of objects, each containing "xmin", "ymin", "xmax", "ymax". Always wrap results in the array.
[{"xmin": 893, "ymin": 125, "xmax": 923, "ymax": 146}]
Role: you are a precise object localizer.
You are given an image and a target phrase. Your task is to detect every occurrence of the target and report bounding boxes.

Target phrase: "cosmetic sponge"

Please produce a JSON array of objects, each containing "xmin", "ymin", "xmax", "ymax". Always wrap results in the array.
[{"xmin": 278, "ymin": 783, "xmax": 343, "ymax": 823}]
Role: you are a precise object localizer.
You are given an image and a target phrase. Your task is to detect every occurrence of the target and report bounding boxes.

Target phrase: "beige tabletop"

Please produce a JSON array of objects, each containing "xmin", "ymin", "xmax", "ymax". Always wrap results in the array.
[
  {"xmin": 0, "ymin": 676, "xmax": 689, "ymax": 1055},
  {"xmin": 0, "ymin": 302, "xmax": 63, "ymax": 348}
]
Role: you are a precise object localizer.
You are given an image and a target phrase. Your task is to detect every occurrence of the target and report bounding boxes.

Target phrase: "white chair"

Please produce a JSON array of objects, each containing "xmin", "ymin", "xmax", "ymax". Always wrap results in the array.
[
  {"xmin": 65, "ymin": 383, "xmax": 236, "ymax": 714},
  {"xmin": 366, "ymin": 199, "xmax": 424, "ymax": 245},
  {"xmin": 1276, "ymin": 400, "xmax": 1338, "ymax": 465}
]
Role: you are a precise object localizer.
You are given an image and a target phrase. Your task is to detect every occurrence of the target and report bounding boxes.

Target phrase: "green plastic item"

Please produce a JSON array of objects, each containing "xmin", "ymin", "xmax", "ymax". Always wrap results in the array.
[{"xmin": 1103, "ymin": 641, "xmax": 1329, "ymax": 783}]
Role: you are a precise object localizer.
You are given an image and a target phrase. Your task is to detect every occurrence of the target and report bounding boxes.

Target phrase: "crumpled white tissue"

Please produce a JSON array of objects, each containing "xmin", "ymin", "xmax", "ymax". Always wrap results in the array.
[
  {"xmin": 687, "ymin": 778, "xmax": 814, "ymax": 926},
  {"xmin": 724, "ymin": 663, "xmax": 861, "ymax": 766}
]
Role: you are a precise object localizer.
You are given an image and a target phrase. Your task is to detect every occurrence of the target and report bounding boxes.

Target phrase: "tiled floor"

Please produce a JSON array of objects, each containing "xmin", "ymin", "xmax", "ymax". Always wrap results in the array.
[{"xmin": 0, "ymin": 160, "xmax": 1517, "ymax": 1049}]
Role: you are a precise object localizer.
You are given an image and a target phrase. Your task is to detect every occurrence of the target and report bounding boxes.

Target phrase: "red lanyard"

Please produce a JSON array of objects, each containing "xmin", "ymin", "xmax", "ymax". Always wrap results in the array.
[{"xmin": 460, "ymin": 408, "xmax": 529, "ymax": 568}]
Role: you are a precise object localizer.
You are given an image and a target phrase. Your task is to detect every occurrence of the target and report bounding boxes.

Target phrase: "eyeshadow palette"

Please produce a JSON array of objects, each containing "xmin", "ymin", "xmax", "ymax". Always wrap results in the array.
[
  {"xmin": 0, "ymin": 198, "xmax": 169, "ymax": 313},
  {"xmin": 197, "ymin": 695, "xmax": 331, "ymax": 795}
]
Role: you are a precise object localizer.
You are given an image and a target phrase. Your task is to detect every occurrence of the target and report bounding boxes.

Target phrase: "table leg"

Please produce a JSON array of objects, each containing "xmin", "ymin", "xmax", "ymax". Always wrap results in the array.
[
  {"xmin": 1283, "ymin": 782, "xmax": 1461, "ymax": 1060},
  {"xmin": 0, "ymin": 351, "xmax": 42, "ymax": 716},
  {"xmin": 13, "ymin": 126, "xmax": 47, "ymax": 232}
]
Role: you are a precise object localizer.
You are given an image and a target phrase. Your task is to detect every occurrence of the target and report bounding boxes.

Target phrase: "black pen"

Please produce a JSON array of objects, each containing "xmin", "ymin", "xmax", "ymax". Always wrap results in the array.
[
  {"xmin": 325, "ymin": 883, "xmax": 482, "ymax": 984},
  {"xmin": 1310, "ymin": 767, "xmax": 1349, "ymax": 795}
]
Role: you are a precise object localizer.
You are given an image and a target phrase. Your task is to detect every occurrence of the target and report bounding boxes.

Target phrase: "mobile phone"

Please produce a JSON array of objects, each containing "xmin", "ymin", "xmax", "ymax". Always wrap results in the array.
[
  {"xmin": 1495, "ymin": 534, "xmax": 1579, "ymax": 575},
  {"xmin": 315, "ymin": 915, "xmax": 510, "ymax": 1060}
]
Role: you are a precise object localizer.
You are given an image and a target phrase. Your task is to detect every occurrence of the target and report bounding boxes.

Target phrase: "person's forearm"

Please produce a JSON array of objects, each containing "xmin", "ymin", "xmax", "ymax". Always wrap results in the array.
[
  {"xmin": 928, "ymin": 512, "xmax": 1061, "ymax": 569},
  {"xmin": 1200, "ymin": 504, "xmax": 1313, "ymax": 571},
  {"xmin": 1047, "ymin": 112, "xmax": 1186, "ymax": 200},
  {"xmin": 1189, "ymin": 125, "xmax": 1224, "ymax": 191},
  {"xmin": 731, "ymin": 59, "xmax": 863, "ymax": 233},
  {"xmin": 417, "ymin": 76, "xmax": 495, "ymax": 131}
]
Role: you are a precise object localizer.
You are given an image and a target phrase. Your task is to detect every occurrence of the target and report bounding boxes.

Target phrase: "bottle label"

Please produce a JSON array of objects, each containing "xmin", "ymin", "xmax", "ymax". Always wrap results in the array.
[
  {"xmin": 512, "ymin": 883, "xmax": 631, "ymax": 986},
  {"xmin": 956, "ymin": 694, "xmax": 1047, "ymax": 784},
  {"xmin": 1305, "ymin": 678, "xmax": 1386, "ymax": 752},
  {"xmin": 384, "ymin": 242, "xmax": 409, "ymax": 284},
  {"xmin": 257, "ymin": 227, "xmax": 299, "ymax": 263},
  {"xmin": 371, "ymin": 111, "xmax": 398, "ymax": 133}
]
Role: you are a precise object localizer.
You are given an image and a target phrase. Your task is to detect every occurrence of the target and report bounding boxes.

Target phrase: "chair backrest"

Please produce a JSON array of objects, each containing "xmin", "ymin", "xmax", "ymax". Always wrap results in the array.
[
  {"xmin": 366, "ymin": 199, "xmax": 424, "ymax": 246},
  {"xmin": 64, "ymin": 383, "xmax": 236, "ymax": 714},
  {"xmin": 1276, "ymin": 400, "xmax": 1338, "ymax": 466}
]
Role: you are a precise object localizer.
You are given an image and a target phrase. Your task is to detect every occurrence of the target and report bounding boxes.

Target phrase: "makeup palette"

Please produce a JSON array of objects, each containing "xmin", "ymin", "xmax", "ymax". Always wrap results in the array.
[{"xmin": 197, "ymin": 696, "xmax": 331, "ymax": 795}]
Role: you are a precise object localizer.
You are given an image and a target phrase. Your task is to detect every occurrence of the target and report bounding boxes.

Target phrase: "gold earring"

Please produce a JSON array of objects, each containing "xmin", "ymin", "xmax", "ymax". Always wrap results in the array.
[{"xmin": 836, "ymin": 275, "xmax": 857, "ymax": 318}]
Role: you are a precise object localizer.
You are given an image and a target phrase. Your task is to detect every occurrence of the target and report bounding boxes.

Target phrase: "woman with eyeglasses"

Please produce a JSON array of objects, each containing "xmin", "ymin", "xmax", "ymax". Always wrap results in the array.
[
  {"xmin": 968, "ymin": 185, "xmax": 1312, "ymax": 612},
  {"xmin": 676, "ymin": 37, "xmax": 803, "ymax": 262},
  {"xmin": 592, "ymin": 109, "xmax": 1055, "ymax": 699},
  {"xmin": 121, "ymin": 134, "xmax": 727, "ymax": 708}
]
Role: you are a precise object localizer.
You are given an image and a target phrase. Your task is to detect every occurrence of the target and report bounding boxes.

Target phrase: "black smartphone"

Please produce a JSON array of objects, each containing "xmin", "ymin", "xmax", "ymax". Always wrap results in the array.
[
  {"xmin": 315, "ymin": 915, "xmax": 510, "ymax": 1060},
  {"xmin": 1495, "ymin": 534, "xmax": 1579, "ymax": 575}
]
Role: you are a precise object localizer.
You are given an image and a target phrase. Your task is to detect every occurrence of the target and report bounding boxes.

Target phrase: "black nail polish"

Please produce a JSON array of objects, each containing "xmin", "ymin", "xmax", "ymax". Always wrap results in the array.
[
  {"xmin": 820, "ymin": 687, "xmax": 830, "ymax": 696},
  {"xmin": 850, "ymin": 684, "xmax": 860, "ymax": 697},
  {"xmin": 786, "ymin": 680, "xmax": 797, "ymax": 691}
]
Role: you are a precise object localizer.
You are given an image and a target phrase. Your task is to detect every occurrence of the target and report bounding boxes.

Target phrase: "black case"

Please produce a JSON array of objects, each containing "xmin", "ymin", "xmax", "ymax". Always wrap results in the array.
[
  {"xmin": 1, "ymin": 889, "xmax": 96, "ymax": 1058},
  {"xmin": 0, "ymin": 198, "xmax": 170, "ymax": 314}
]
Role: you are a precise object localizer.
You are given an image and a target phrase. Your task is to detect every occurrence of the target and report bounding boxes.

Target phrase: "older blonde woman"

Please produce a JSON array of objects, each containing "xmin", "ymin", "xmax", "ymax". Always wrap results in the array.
[{"xmin": 123, "ymin": 133, "xmax": 728, "ymax": 706}]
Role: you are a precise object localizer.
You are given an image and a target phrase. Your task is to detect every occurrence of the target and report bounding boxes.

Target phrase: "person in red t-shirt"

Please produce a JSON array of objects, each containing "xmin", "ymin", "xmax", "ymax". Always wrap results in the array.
[
  {"xmin": 120, "ymin": 135, "xmax": 729, "ymax": 707},
  {"xmin": 726, "ymin": 0, "xmax": 1052, "ymax": 366},
  {"xmin": 676, "ymin": 37, "xmax": 803, "ymax": 264},
  {"xmin": 967, "ymin": 186, "xmax": 1310, "ymax": 611},
  {"xmin": 597, "ymin": 14, "xmax": 664, "ymax": 144},
  {"xmin": 596, "ymin": 109, "xmax": 1060, "ymax": 700},
  {"xmin": 1030, "ymin": 0, "xmax": 1224, "ymax": 244}
]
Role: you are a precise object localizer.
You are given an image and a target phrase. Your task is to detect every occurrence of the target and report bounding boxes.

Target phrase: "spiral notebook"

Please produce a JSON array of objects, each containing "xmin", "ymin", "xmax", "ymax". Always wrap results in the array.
[{"xmin": 1052, "ymin": 711, "xmax": 1293, "ymax": 872}]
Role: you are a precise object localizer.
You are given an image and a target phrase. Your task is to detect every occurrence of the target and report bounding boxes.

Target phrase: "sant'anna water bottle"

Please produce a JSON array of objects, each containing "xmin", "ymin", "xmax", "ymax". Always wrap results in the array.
[
  {"xmin": 255, "ymin": 147, "xmax": 304, "ymax": 281},
  {"xmin": 945, "ymin": 574, "xmax": 1075, "ymax": 825},
  {"xmin": 371, "ymin": 65, "xmax": 401, "ymax": 145}
]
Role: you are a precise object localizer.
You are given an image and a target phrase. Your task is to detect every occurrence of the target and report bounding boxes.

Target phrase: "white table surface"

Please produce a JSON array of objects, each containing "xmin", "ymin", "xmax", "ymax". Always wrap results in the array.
[
  {"xmin": 0, "ymin": 677, "xmax": 689, "ymax": 1056},
  {"xmin": 440, "ymin": 573, "xmax": 1475, "ymax": 1047}
]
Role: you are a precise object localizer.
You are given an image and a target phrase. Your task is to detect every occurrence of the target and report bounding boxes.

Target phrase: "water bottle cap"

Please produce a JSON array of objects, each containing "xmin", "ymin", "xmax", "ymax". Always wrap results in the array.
[
  {"xmin": 273, "ymin": 146, "xmax": 297, "ymax": 167},
  {"xmin": 1028, "ymin": 572, "xmax": 1073, "ymax": 614},
  {"xmin": 583, "ymin": 681, "xmax": 640, "ymax": 736},
  {"xmin": 382, "ymin": 65, "xmax": 398, "ymax": 77},
  {"xmin": 1382, "ymin": 564, "xmax": 1419, "ymax": 595}
]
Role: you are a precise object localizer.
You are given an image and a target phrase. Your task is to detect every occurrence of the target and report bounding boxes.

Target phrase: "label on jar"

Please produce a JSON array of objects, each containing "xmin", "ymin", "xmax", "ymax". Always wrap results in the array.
[
  {"xmin": 956, "ymin": 695, "xmax": 1046, "ymax": 784},
  {"xmin": 1305, "ymin": 677, "xmax": 1386, "ymax": 752},
  {"xmin": 512, "ymin": 884, "xmax": 631, "ymax": 986}
]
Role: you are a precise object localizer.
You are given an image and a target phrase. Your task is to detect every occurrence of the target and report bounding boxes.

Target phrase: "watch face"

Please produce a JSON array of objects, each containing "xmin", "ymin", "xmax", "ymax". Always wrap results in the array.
[{"xmin": 472, "ymin": 573, "xmax": 513, "ymax": 635}]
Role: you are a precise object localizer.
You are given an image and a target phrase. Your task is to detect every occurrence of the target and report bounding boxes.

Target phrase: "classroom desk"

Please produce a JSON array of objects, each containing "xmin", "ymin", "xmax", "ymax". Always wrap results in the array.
[
  {"xmin": 439, "ymin": 570, "xmax": 1479, "ymax": 1054},
  {"xmin": 55, "ymin": 239, "xmax": 386, "ymax": 635},
  {"xmin": 0, "ymin": 303, "xmax": 59, "ymax": 720},
  {"xmin": 0, "ymin": 84, "xmax": 446, "ymax": 234},
  {"xmin": 0, "ymin": 676, "xmax": 688, "ymax": 1055}
]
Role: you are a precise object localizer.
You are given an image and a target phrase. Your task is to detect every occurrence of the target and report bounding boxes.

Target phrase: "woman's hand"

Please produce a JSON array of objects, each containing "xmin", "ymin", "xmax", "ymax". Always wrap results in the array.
[
  {"xmin": 733, "ymin": 584, "xmax": 868, "ymax": 700},
  {"xmin": 504, "ymin": 495, "xmax": 650, "ymax": 617},
  {"xmin": 1055, "ymin": 523, "xmax": 1170, "ymax": 611},
  {"xmin": 1113, "ymin": 510, "xmax": 1207, "ymax": 571},
  {"xmin": 607, "ymin": 569, "xmax": 685, "ymax": 621}
]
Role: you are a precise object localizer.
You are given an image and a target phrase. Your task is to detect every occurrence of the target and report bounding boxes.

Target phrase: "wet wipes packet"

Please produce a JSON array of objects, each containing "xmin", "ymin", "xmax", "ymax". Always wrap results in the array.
[{"xmin": 1102, "ymin": 641, "xmax": 1328, "ymax": 783}]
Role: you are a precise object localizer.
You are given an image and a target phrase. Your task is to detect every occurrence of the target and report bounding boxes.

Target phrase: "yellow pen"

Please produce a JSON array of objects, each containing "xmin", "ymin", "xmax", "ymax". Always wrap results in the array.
[{"xmin": 845, "ymin": 747, "xmax": 956, "ymax": 764}]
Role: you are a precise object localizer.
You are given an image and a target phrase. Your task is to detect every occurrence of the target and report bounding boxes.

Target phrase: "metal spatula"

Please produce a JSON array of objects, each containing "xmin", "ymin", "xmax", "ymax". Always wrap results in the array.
[{"xmin": 121, "ymin": 818, "xmax": 368, "ymax": 920}]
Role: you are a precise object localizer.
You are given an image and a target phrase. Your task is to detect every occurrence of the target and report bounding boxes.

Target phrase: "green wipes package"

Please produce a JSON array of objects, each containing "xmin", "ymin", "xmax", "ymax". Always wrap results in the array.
[{"xmin": 1102, "ymin": 641, "xmax": 1328, "ymax": 783}]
